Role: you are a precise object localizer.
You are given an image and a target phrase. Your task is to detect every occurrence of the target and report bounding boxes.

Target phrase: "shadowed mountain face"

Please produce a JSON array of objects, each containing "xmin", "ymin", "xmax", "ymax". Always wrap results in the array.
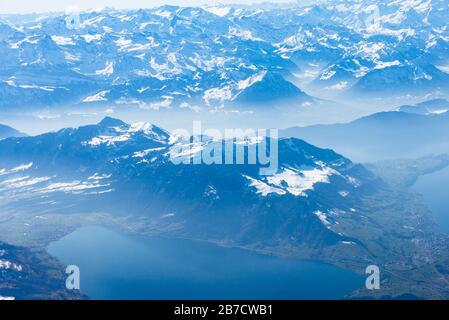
[
  {"xmin": 232, "ymin": 72, "xmax": 313, "ymax": 107},
  {"xmin": 281, "ymin": 108, "xmax": 449, "ymax": 162},
  {"xmin": 0, "ymin": 124, "xmax": 25, "ymax": 139},
  {"xmin": 0, "ymin": 117, "xmax": 375, "ymax": 248},
  {"xmin": 0, "ymin": 241, "xmax": 84, "ymax": 300}
]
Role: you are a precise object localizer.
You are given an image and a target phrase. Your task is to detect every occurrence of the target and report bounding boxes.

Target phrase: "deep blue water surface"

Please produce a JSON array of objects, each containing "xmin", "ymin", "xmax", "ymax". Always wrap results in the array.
[
  {"xmin": 48, "ymin": 226, "xmax": 363, "ymax": 300},
  {"xmin": 413, "ymin": 165, "xmax": 449, "ymax": 233}
]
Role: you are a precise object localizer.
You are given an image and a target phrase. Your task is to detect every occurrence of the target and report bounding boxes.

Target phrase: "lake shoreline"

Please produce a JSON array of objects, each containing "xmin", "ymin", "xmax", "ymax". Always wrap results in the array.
[{"xmin": 412, "ymin": 164, "xmax": 449, "ymax": 234}]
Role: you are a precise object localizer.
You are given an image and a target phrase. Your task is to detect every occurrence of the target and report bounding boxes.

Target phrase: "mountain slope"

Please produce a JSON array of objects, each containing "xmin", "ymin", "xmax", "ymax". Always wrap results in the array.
[
  {"xmin": 0, "ymin": 124, "xmax": 25, "ymax": 139},
  {"xmin": 348, "ymin": 64, "xmax": 449, "ymax": 98},
  {"xmin": 281, "ymin": 110, "xmax": 449, "ymax": 162},
  {"xmin": 0, "ymin": 241, "xmax": 85, "ymax": 300},
  {"xmin": 397, "ymin": 99, "xmax": 449, "ymax": 115}
]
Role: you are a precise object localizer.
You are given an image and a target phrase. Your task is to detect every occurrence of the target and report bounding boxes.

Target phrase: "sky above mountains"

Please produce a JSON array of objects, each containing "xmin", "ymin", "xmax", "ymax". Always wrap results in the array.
[{"xmin": 0, "ymin": 0, "xmax": 297, "ymax": 14}]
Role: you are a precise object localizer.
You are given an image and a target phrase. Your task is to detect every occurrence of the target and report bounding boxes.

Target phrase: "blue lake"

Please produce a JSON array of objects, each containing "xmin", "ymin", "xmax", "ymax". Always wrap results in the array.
[
  {"xmin": 47, "ymin": 226, "xmax": 364, "ymax": 300},
  {"xmin": 413, "ymin": 165, "xmax": 449, "ymax": 233}
]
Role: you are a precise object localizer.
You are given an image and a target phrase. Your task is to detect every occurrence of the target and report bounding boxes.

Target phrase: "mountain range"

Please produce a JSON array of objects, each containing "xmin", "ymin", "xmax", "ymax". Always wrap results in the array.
[
  {"xmin": 281, "ymin": 99, "xmax": 449, "ymax": 162},
  {"xmin": 1, "ymin": 117, "xmax": 448, "ymax": 299},
  {"xmin": 0, "ymin": 0, "xmax": 448, "ymax": 115}
]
